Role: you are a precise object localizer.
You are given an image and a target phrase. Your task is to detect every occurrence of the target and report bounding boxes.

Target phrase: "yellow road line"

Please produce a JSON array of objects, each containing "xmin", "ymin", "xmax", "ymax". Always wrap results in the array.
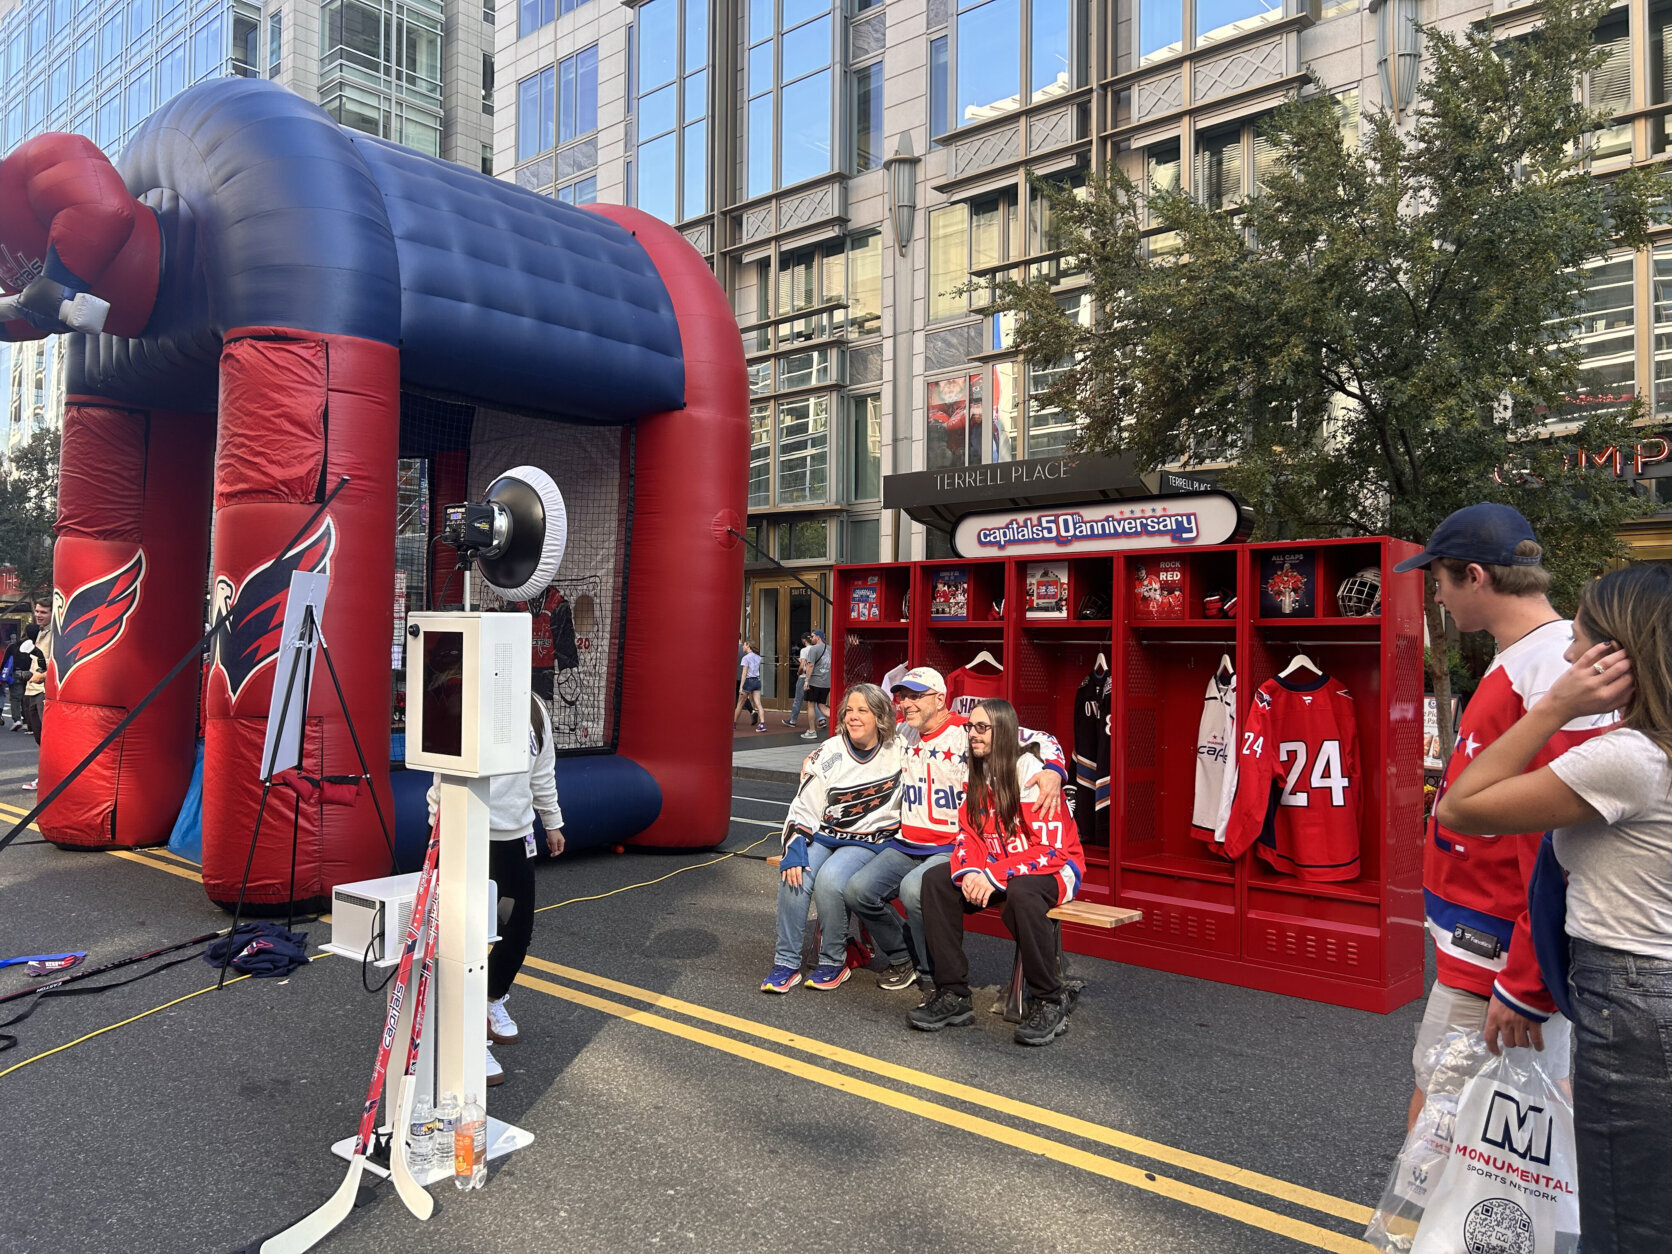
[
  {"xmin": 105, "ymin": 848, "xmax": 204, "ymax": 884},
  {"xmin": 522, "ymin": 955, "xmax": 1373, "ymax": 1227},
  {"xmin": 514, "ymin": 970, "xmax": 1372, "ymax": 1253}
]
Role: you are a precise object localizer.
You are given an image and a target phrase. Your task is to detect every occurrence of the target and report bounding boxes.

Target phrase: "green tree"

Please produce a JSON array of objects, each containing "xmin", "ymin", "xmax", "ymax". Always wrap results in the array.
[
  {"xmin": 993, "ymin": 0, "xmax": 1665, "ymax": 753},
  {"xmin": 0, "ymin": 430, "xmax": 60, "ymax": 596}
]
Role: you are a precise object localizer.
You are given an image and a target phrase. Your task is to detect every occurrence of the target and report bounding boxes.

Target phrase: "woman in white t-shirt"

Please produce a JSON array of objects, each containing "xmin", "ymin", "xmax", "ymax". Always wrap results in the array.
[
  {"xmin": 734, "ymin": 641, "xmax": 765, "ymax": 731},
  {"xmin": 1438, "ymin": 563, "xmax": 1671, "ymax": 1254}
]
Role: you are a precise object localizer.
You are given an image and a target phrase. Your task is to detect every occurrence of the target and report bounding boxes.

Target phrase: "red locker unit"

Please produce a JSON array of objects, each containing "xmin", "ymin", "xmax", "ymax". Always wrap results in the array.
[{"xmin": 831, "ymin": 537, "xmax": 1425, "ymax": 1013}]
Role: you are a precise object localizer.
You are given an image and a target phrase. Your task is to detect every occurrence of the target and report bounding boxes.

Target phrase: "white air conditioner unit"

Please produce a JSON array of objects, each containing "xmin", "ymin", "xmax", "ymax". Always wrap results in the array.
[{"xmin": 329, "ymin": 870, "xmax": 500, "ymax": 965}]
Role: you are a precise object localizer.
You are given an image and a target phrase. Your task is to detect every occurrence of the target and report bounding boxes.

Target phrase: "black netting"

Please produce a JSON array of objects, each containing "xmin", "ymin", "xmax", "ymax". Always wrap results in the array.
[{"xmin": 396, "ymin": 391, "xmax": 633, "ymax": 755}]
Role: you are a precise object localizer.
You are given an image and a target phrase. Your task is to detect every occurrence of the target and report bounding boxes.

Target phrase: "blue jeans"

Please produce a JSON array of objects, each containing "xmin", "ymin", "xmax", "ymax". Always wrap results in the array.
[
  {"xmin": 773, "ymin": 843, "xmax": 876, "ymax": 970},
  {"xmin": 843, "ymin": 847, "xmax": 950, "ymax": 970},
  {"xmin": 1568, "ymin": 937, "xmax": 1672, "ymax": 1254}
]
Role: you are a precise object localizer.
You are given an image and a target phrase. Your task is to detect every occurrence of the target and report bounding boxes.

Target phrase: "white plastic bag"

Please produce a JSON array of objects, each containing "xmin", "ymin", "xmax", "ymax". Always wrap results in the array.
[
  {"xmin": 1368, "ymin": 1032, "xmax": 1580, "ymax": 1254},
  {"xmin": 1366, "ymin": 1031, "xmax": 1490, "ymax": 1252}
]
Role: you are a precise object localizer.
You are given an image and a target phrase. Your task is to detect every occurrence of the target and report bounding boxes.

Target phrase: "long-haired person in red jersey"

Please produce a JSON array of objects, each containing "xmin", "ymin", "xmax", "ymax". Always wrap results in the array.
[
  {"xmin": 1439, "ymin": 565, "xmax": 1672, "ymax": 1254},
  {"xmin": 0, "ymin": 133, "xmax": 161, "ymax": 340},
  {"xmin": 910, "ymin": 697, "xmax": 1084, "ymax": 1046}
]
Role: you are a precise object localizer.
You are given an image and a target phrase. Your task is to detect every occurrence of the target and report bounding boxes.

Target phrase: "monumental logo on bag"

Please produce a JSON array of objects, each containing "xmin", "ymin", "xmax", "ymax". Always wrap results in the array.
[
  {"xmin": 212, "ymin": 520, "xmax": 337, "ymax": 702},
  {"xmin": 1463, "ymin": 1197, "xmax": 1534, "ymax": 1254},
  {"xmin": 51, "ymin": 551, "xmax": 146, "ymax": 684},
  {"xmin": 1481, "ymin": 1091, "xmax": 1554, "ymax": 1165}
]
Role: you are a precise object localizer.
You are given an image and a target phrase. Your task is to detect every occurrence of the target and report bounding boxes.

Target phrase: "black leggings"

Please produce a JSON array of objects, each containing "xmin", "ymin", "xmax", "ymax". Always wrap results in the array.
[{"xmin": 487, "ymin": 837, "xmax": 537, "ymax": 1001}]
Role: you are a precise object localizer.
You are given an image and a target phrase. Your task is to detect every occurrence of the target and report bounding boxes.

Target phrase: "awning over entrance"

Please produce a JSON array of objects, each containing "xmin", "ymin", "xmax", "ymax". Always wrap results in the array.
[{"xmin": 883, "ymin": 452, "xmax": 1152, "ymax": 530}]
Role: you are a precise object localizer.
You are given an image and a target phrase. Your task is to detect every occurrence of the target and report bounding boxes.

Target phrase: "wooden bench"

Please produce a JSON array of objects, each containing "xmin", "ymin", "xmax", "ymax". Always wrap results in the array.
[
  {"xmin": 766, "ymin": 855, "xmax": 1141, "ymax": 1018},
  {"xmin": 1001, "ymin": 900, "xmax": 1142, "ymax": 1023}
]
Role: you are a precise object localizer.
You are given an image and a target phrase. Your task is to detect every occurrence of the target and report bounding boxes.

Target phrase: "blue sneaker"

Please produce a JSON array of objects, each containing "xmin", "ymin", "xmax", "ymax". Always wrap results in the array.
[
  {"xmin": 806, "ymin": 963, "xmax": 851, "ymax": 990},
  {"xmin": 760, "ymin": 965, "xmax": 803, "ymax": 994}
]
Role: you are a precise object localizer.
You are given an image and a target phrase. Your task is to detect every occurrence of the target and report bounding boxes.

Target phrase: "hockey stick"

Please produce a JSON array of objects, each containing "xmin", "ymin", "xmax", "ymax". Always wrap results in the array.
[
  {"xmin": 259, "ymin": 817, "xmax": 441, "ymax": 1254},
  {"xmin": 387, "ymin": 886, "xmax": 439, "ymax": 1220},
  {"xmin": 0, "ymin": 931, "xmax": 223, "ymax": 1008}
]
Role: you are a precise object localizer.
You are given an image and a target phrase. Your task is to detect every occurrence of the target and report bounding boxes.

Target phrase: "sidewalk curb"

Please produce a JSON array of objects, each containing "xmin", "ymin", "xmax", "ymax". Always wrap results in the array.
[{"xmin": 732, "ymin": 765, "xmax": 800, "ymax": 784}]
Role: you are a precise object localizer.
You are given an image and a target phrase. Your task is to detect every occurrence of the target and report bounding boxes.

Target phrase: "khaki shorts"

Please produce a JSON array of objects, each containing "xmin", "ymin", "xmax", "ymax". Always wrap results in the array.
[{"xmin": 1412, "ymin": 980, "xmax": 1572, "ymax": 1091}]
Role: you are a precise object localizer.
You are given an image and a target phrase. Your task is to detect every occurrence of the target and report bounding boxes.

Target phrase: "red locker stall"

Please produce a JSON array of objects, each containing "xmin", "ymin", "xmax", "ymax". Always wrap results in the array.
[{"xmin": 831, "ymin": 536, "xmax": 1425, "ymax": 1013}]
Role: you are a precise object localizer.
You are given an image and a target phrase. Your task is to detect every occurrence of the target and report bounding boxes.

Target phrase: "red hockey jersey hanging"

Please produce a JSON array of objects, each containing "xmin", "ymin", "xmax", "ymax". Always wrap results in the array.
[{"xmin": 1223, "ymin": 671, "xmax": 1362, "ymax": 881}]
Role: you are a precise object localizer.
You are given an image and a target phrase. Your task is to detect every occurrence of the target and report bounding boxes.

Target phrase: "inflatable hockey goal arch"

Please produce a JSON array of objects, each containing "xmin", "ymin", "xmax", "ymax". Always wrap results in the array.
[{"xmin": 0, "ymin": 78, "xmax": 747, "ymax": 908}]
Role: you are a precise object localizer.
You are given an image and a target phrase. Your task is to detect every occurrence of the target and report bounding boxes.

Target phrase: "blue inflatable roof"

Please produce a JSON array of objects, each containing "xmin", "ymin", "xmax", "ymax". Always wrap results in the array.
[{"xmin": 64, "ymin": 78, "xmax": 685, "ymax": 423}]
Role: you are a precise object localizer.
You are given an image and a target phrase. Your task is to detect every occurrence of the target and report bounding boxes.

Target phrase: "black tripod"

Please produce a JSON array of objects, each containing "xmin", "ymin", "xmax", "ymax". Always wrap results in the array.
[{"xmin": 218, "ymin": 598, "xmax": 395, "ymax": 987}]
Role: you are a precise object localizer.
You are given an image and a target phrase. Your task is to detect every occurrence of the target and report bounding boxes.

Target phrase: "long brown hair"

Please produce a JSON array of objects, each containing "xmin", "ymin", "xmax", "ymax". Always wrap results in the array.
[
  {"xmin": 964, "ymin": 699, "xmax": 1023, "ymax": 840},
  {"xmin": 1575, "ymin": 564, "xmax": 1672, "ymax": 765}
]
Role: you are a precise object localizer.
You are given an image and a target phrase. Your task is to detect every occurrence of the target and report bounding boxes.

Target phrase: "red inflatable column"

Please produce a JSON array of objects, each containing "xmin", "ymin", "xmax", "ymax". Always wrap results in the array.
[
  {"xmin": 200, "ymin": 328, "xmax": 397, "ymax": 908},
  {"xmin": 38, "ymin": 400, "xmax": 213, "ymax": 848},
  {"xmin": 586, "ymin": 206, "xmax": 749, "ymax": 848}
]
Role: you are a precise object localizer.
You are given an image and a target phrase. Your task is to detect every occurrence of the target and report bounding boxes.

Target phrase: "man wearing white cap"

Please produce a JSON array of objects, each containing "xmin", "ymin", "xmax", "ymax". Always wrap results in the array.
[{"xmin": 842, "ymin": 666, "xmax": 1067, "ymax": 991}]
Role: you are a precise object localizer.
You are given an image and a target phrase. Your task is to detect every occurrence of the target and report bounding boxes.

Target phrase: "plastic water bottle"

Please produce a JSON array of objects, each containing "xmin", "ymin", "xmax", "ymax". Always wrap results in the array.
[
  {"xmin": 436, "ymin": 1091, "xmax": 461, "ymax": 1184},
  {"xmin": 407, "ymin": 1094, "xmax": 435, "ymax": 1173},
  {"xmin": 456, "ymin": 1092, "xmax": 487, "ymax": 1190}
]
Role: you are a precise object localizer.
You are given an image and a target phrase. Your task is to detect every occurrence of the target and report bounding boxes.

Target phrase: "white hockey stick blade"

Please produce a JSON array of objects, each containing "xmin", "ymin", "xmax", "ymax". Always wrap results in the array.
[
  {"xmin": 389, "ymin": 1074, "xmax": 435, "ymax": 1221},
  {"xmin": 259, "ymin": 1155, "xmax": 366, "ymax": 1254}
]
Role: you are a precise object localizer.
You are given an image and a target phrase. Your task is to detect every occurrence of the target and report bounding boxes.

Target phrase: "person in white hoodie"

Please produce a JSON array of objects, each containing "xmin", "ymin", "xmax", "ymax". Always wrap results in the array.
[{"xmin": 428, "ymin": 695, "xmax": 565, "ymax": 1086}]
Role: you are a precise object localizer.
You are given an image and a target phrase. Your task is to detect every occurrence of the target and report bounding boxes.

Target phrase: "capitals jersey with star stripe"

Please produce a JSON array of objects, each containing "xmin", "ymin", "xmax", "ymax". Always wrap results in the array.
[
  {"xmin": 952, "ymin": 756, "xmax": 1085, "ymax": 903},
  {"xmin": 1071, "ymin": 667, "xmax": 1110, "ymax": 842},
  {"xmin": 1223, "ymin": 672, "xmax": 1361, "ymax": 881},
  {"xmin": 896, "ymin": 713, "xmax": 1067, "ymax": 855},
  {"xmin": 1427, "ymin": 619, "xmax": 1611, "ymax": 1018},
  {"xmin": 780, "ymin": 732, "xmax": 904, "ymax": 869}
]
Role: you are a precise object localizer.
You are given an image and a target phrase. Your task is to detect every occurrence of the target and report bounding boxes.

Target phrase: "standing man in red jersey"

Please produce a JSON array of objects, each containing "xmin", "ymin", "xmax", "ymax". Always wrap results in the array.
[{"xmin": 1395, "ymin": 505, "xmax": 1613, "ymax": 1128}]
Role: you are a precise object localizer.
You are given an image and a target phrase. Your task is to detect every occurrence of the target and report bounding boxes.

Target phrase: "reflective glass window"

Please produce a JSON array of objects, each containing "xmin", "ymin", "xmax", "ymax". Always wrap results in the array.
[
  {"xmin": 683, "ymin": 0, "xmax": 707, "ymax": 67},
  {"xmin": 516, "ymin": 66, "xmax": 554, "ymax": 161},
  {"xmin": 127, "ymin": 70, "xmax": 151, "ymax": 127},
  {"xmin": 748, "ymin": 0, "xmax": 772, "ymax": 44},
  {"xmin": 748, "ymin": 93, "xmax": 774, "ymax": 197},
  {"xmin": 96, "ymin": 88, "xmax": 121, "ymax": 149},
  {"xmin": 639, "ymin": 0, "xmax": 676, "ymax": 90},
  {"xmin": 684, "ymin": 69, "xmax": 707, "ymax": 122},
  {"xmin": 749, "ymin": 41, "xmax": 774, "ymax": 95},
  {"xmin": 101, "ymin": 10, "xmax": 125, "ymax": 65},
  {"xmin": 783, "ymin": 0, "xmax": 828, "ymax": 28},
  {"xmin": 73, "ymin": 34, "xmax": 94, "ymax": 90},
  {"xmin": 781, "ymin": 14, "xmax": 830, "ymax": 81},
  {"xmin": 157, "ymin": 39, "xmax": 185, "ymax": 104},
  {"xmin": 640, "ymin": 83, "xmax": 676, "ymax": 139},
  {"xmin": 779, "ymin": 69, "xmax": 831, "ymax": 186},
  {"xmin": 192, "ymin": 12, "xmax": 224, "ymax": 81},
  {"xmin": 749, "ymin": 401, "xmax": 772, "ymax": 506},
  {"xmin": 638, "ymin": 130, "xmax": 677, "ymax": 221},
  {"xmin": 929, "ymin": 36, "xmax": 948, "ymax": 139},
  {"xmin": 928, "ymin": 204, "xmax": 968, "ymax": 321},
  {"xmin": 682, "ymin": 120, "xmax": 708, "ymax": 215},
  {"xmin": 955, "ymin": 0, "xmax": 1020, "ymax": 125},
  {"xmin": 1032, "ymin": 0, "xmax": 1070, "ymax": 101},
  {"xmin": 1195, "ymin": 126, "xmax": 1243, "ymax": 209},
  {"xmin": 853, "ymin": 60, "xmax": 883, "ymax": 172},
  {"xmin": 848, "ymin": 231, "xmax": 882, "ymax": 337},
  {"xmin": 48, "ymin": 58, "xmax": 70, "ymax": 113},
  {"xmin": 1140, "ymin": 0, "xmax": 1182, "ymax": 63},
  {"xmin": 1196, "ymin": 0, "xmax": 1281, "ymax": 47},
  {"xmin": 558, "ymin": 45, "xmax": 597, "ymax": 144},
  {"xmin": 849, "ymin": 394, "xmax": 881, "ymax": 501},
  {"xmin": 777, "ymin": 395, "xmax": 830, "ymax": 504}
]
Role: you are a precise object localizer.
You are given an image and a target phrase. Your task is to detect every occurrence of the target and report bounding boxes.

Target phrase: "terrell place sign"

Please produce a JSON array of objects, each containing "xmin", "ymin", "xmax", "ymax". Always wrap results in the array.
[{"xmin": 951, "ymin": 492, "xmax": 1249, "ymax": 558}]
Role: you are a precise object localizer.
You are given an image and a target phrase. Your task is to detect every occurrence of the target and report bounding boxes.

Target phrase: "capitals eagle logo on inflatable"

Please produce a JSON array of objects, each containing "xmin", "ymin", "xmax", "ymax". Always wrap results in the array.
[
  {"xmin": 52, "ymin": 552, "xmax": 147, "ymax": 684},
  {"xmin": 212, "ymin": 520, "xmax": 337, "ymax": 702}
]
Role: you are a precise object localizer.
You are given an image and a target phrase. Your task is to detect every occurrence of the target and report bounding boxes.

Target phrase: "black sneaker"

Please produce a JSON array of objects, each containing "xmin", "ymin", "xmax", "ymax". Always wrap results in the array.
[
  {"xmin": 908, "ymin": 989, "xmax": 974, "ymax": 1032},
  {"xmin": 1013, "ymin": 998, "xmax": 1069, "ymax": 1046},
  {"xmin": 877, "ymin": 961, "xmax": 919, "ymax": 991}
]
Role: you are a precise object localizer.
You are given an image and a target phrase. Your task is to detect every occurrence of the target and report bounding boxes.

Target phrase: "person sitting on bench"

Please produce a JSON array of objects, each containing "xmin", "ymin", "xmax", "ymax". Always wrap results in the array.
[{"xmin": 910, "ymin": 698, "xmax": 1085, "ymax": 1046}]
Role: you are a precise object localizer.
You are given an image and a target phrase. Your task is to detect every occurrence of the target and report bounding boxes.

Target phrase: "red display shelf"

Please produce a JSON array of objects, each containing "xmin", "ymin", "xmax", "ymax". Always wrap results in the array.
[
  {"xmin": 1120, "ymin": 851, "xmax": 1235, "ymax": 884},
  {"xmin": 829, "ymin": 535, "xmax": 1427, "ymax": 1013}
]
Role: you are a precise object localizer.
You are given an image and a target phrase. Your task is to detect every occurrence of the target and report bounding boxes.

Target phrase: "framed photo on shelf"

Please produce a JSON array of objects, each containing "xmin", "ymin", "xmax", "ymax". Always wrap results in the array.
[
  {"xmin": 1259, "ymin": 550, "xmax": 1316, "ymax": 617},
  {"xmin": 929, "ymin": 568, "xmax": 969, "ymax": 621},
  {"xmin": 1025, "ymin": 563, "xmax": 1069, "ymax": 619},
  {"xmin": 849, "ymin": 575, "xmax": 880, "ymax": 622},
  {"xmin": 1131, "ymin": 558, "xmax": 1186, "ymax": 620}
]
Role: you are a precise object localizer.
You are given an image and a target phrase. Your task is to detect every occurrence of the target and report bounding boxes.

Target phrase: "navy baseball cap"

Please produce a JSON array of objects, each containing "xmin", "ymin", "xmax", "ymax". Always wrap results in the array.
[{"xmin": 1393, "ymin": 504, "xmax": 1541, "ymax": 573}]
